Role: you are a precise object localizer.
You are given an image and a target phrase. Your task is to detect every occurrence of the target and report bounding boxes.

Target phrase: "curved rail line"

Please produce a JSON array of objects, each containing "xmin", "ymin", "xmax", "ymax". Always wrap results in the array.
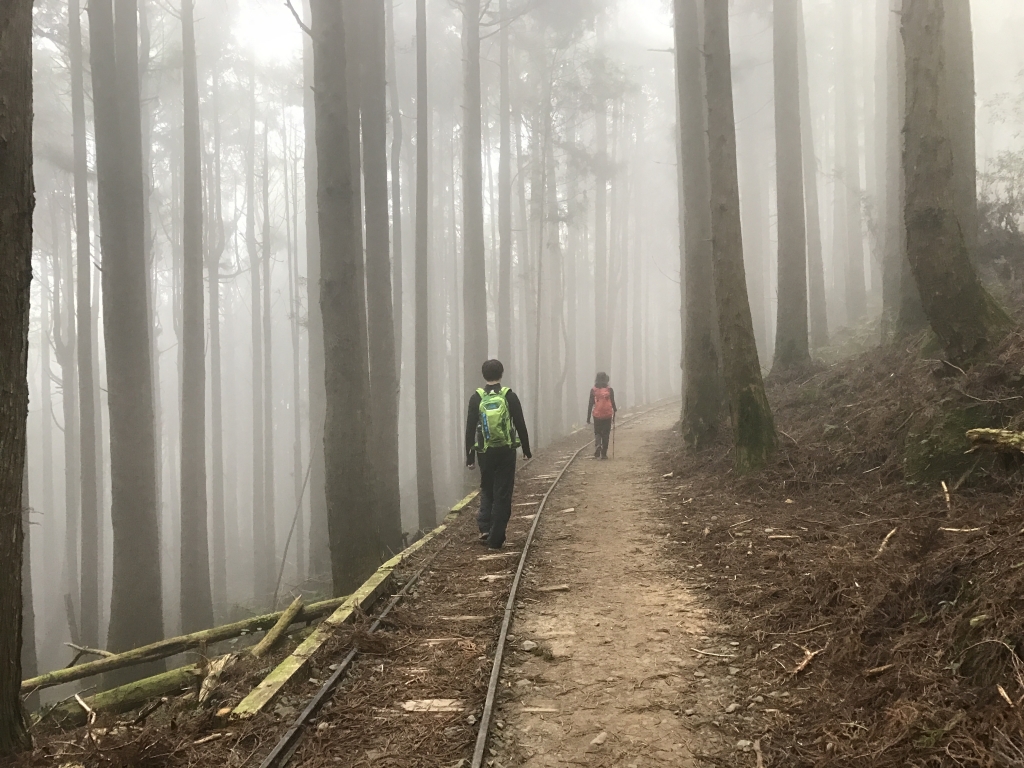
[
  {"xmin": 471, "ymin": 403, "xmax": 672, "ymax": 767},
  {"xmin": 260, "ymin": 402, "xmax": 673, "ymax": 768}
]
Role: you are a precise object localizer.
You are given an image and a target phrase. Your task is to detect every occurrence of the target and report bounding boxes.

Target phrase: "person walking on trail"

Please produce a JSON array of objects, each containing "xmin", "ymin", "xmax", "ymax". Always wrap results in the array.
[
  {"xmin": 587, "ymin": 372, "xmax": 617, "ymax": 459},
  {"xmin": 466, "ymin": 359, "xmax": 532, "ymax": 550}
]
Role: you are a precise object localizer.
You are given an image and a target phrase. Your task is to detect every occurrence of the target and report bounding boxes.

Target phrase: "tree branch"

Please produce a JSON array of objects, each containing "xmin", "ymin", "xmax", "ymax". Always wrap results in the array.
[{"xmin": 284, "ymin": 0, "xmax": 313, "ymax": 38}]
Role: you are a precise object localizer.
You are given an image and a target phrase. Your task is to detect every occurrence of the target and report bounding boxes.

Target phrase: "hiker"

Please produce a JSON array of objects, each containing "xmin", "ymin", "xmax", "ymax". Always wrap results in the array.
[
  {"xmin": 587, "ymin": 372, "xmax": 617, "ymax": 459},
  {"xmin": 466, "ymin": 359, "xmax": 532, "ymax": 550}
]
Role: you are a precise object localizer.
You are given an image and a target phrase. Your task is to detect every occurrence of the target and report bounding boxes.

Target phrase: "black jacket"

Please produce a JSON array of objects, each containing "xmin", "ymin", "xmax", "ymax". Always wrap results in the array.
[
  {"xmin": 465, "ymin": 384, "xmax": 531, "ymax": 463},
  {"xmin": 587, "ymin": 387, "xmax": 617, "ymax": 423}
]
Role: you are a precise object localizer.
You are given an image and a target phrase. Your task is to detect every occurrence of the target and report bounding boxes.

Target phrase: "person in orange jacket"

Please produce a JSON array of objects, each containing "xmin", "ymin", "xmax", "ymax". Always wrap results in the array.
[{"xmin": 586, "ymin": 372, "xmax": 617, "ymax": 459}]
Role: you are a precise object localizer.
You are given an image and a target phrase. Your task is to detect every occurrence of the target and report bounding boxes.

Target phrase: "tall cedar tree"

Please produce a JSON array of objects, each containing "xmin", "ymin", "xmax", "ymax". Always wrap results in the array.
[
  {"xmin": 675, "ymin": 0, "xmax": 721, "ymax": 448},
  {"xmin": 704, "ymin": 0, "xmax": 777, "ymax": 473},
  {"xmin": 463, "ymin": 0, "xmax": 488, "ymax": 396},
  {"xmin": 943, "ymin": 0, "xmax": 978, "ymax": 258},
  {"xmin": 245, "ymin": 69, "xmax": 268, "ymax": 602},
  {"xmin": 89, "ymin": 0, "xmax": 165, "ymax": 668},
  {"xmin": 797, "ymin": 0, "xmax": 828, "ymax": 349},
  {"xmin": 179, "ymin": 0, "xmax": 214, "ymax": 632},
  {"xmin": 386, "ymin": 0, "xmax": 405, "ymax": 367},
  {"xmin": 415, "ymin": 0, "xmax": 438, "ymax": 532},
  {"xmin": 497, "ymin": 0, "xmax": 514, "ymax": 367},
  {"xmin": 70, "ymin": 0, "xmax": 101, "ymax": 647},
  {"xmin": 901, "ymin": 0, "xmax": 1010, "ymax": 363},
  {"xmin": 303, "ymin": 0, "xmax": 330, "ymax": 583},
  {"xmin": 839, "ymin": 0, "xmax": 867, "ymax": 323},
  {"xmin": 0, "ymin": 0, "xmax": 33, "ymax": 752},
  {"xmin": 773, "ymin": 0, "xmax": 810, "ymax": 368},
  {"xmin": 310, "ymin": 0, "xmax": 380, "ymax": 593},
  {"xmin": 208, "ymin": 63, "xmax": 228, "ymax": 613},
  {"xmin": 261, "ymin": 127, "xmax": 277, "ymax": 599},
  {"xmin": 594, "ymin": 24, "xmax": 609, "ymax": 374},
  {"xmin": 360, "ymin": 0, "xmax": 403, "ymax": 556}
]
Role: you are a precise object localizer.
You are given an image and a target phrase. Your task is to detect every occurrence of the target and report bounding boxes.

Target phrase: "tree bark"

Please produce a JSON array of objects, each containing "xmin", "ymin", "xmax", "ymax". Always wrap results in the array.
[
  {"xmin": 303, "ymin": 0, "xmax": 330, "ymax": 585},
  {"xmin": 179, "ymin": 0, "xmax": 213, "ymax": 633},
  {"xmin": 942, "ymin": 0, "xmax": 978, "ymax": 259},
  {"xmin": 901, "ymin": 0, "xmax": 1009, "ymax": 363},
  {"xmin": 386, "ymin": 0, "xmax": 404, "ymax": 371},
  {"xmin": 89, "ymin": 0, "xmax": 165, "ymax": 673},
  {"xmin": 797, "ymin": 0, "xmax": 828, "ymax": 349},
  {"xmin": 207, "ymin": 62, "xmax": 228, "ymax": 614},
  {"xmin": 462, "ymin": 0, "xmax": 489, "ymax": 397},
  {"xmin": 361, "ymin": 0, "xmax": 404, "ymax": 556},
  {"xmin": 676, "ymin": 0, "xmax": 721, "ymax": 448},
  {"xmin": 497, "ymin": 0, "xmax": 514, "ymax": 368},
  {"xmin": 261, "ymin": 126, "xmax": 277, "ymax": 601},
  {"xmin": 245, "ymin": 68, "xmax": 268, "ymax": 604},
  {"xmin": 773, "ymin": 0, "xmax": 810, "ymax": 368},
  {"xmin": 311, "ymin": 0, "xmax": 380, "ymax": 593},
  {"xmin": 70, "ymin": 0, "xmax": 101, "ymax": 649},
  {"xmin": 594, "ymin": 83, "xmax": 609, "ymax": 374},
  {"xmin": 0, "ymin": 0, "xmax": 34, "ymax": 750},
  {"xmin": 704, "ymin": 0, "xmax": 777, "ymax": 473},
  {"xmin": 415, "ymin": 0, "xmax": 438, "ymax": 532},
  {"xmin": 840, "ymin": 0, "xmax": 868, "ymax": 323}
]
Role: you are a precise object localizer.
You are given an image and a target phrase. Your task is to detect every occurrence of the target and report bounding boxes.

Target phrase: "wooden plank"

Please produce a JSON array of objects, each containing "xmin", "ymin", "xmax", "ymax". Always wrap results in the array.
[{"xmin": 231, "ymin": 491, "xmax": 479, "ymax": 719}]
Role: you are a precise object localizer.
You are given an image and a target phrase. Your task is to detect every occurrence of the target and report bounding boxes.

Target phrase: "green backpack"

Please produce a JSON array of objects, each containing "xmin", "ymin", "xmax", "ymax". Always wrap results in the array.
[{"xmin": 475, "ymin": 387, "xmax": 520, "ymax": 452}]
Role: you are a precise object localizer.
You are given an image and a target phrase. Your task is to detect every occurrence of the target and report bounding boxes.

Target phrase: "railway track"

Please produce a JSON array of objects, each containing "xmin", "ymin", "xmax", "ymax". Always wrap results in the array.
[{"xmin": 257, "ymin": 403, "xmax": 673, "ymax": 768}]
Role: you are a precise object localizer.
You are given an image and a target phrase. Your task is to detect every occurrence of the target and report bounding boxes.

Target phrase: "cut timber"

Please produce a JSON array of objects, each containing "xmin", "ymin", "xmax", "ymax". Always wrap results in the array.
[
  {"xmin": 250, "ymin": 597, "xmax": 303, "ymax": 659},
  {"xmin": 22, "ymin": 595, "xmax": 348, "ymax": 694},
  {"xmin": 231, "ymin": 490, "xmax": 478, "ymax": 719},
  {"xmin": 967, "ymin": 428, "xmax": 1024, "ymax": 453},
  {"xmin": 48, "ymin": 665, "xmax": 201, "ymax": 728},
  {"xmin": 400, "ymin": 699, "xmax": 464, "ymax": 712},
  {"xmin": 535, "ymin": 584, "xmax": 570, "ymax": 593}
]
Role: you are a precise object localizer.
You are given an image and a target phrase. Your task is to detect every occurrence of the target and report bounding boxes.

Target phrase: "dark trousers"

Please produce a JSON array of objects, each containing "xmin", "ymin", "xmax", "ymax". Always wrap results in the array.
[
  {"xmin": 594, "ymin": 418, "xmax": 613, "ymax": 457},
  {"xmin": 477, "ymin": 446, "xmax": 517, "ymax": 548}
]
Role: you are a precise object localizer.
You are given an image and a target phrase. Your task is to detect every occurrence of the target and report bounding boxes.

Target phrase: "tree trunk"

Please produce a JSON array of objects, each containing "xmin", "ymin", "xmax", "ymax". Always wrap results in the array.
[
  {"xmin": 0, "ymin": 0, "xmax": 34, "ymax": 749},
  {"xmin": 941, "ymin": 0, "xmax": 978, "ymax": 259},
  {"xmin": 310, "ymin": 0, "xmax": 379, "ymax": 593},
  {"xmin": 20, "ymin": 466, "xmax": 37, "ymax": 711},
  {"xmin": 676, "ymin": 0, "xmax": 721, "ymax": 448},
  {"xmin": 89, "ymin": 0, "xmax": 165, "ymax": 672},
  {"xmin": 361, "ymin": 0, "xmax": 403, "ymax": 556},
  {"xmin": 497, "ymin": 0, "xmax": 514, "ymax": 368},
  {"xmin": 704, "ymin": 0, "xmax": 777, "ymax": 473},
  {"xmin": 840, "ymin": 0, "xmax": 868, "ymax": 323},
  {"xmin": 462, "ymin": 0, "xmax": 488, "ymax": 398},
  {"xmin": 901, "ymin": 0, "xmax": 1009, "ymax": 363},
  {"xmin": 386, "ymin": 0, "xmax": 404, "ymax": 372},
  {"xmin": 179, "ymin": 0, "xmax": 213, "ymax": 633},
  {"xmin": 594, "ymin": 92, "xmax": 609, "ymax": 374},
  {"xmin": 773, "ymin": 0, "xmax": 810, "ymax": 368},
  {"xmin": 798, "ymin": 0, "xmax": 828, "ymax": 349},
  {"xmin": 303, "ymin": 0, "xmax": 330, "ymax": 585},
  {"xmin": 51, "ymin": 195, "xmax": 82, "ymax": 633},
  {"xmin": 284, "ymin": 120, "xmax": 305, "ymax": 586},
  {"xmin": 70, "ymin": 0, "xmax": 101, "ymax": 649},
  {"xmin": 414, "ymin": 0, "xmax": 438, "ymax": 532},
  {"xmin": 207, "ymin": 62, "xmax": 228, "ymax": 614},
  {"xmin": 261, "ymin": 126, "xmax": 277, "ymax": 601},
  {"xmin": 245, "ymin": 69, "xmax": 267, "ymax": 604}
]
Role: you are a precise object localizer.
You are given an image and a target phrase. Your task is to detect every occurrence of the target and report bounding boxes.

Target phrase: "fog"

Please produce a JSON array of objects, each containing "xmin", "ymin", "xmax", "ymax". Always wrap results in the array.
[{"xmin": 19, "ymin": 0, "xmax": 1023, "ymax": 697}]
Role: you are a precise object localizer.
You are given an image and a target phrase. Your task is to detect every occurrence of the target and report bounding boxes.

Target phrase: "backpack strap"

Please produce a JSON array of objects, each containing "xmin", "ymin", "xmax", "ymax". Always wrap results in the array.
[{"xmin": 476, "ymin": 387, "xmax": 486, "ymax": 399}]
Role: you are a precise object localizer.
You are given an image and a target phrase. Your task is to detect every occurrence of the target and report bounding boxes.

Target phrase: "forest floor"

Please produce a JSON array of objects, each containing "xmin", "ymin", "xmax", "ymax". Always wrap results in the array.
[{"xmin": 17, "ymin": 330, "xmax": 1024, "ymax": 767}]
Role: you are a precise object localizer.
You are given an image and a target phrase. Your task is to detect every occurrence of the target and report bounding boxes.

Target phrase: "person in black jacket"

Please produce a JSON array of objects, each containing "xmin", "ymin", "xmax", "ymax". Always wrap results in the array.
[{"xmin": 466, "ymin": 359, "xmax": 531, "ymax": 549}]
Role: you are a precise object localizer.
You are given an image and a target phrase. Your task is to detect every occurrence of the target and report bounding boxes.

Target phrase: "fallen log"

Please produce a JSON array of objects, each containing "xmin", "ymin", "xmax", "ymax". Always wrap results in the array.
[
  {"xmin": 250, "ymin": 597, "xmax": 304, "ymax": 659},
  {"xmin": 47, "ymin": 665, "xmax": 202, "ymax": 728},
  {"xmin": 231, "ymin": 489, "xmax": 479, "ymax": 719},
  {"xmin": 967, "ymin": 428, "xmax": 1024, "ymax": 453},
  {"xmin": 22, "ymin": 595, "xmax": 348, "ymax": 695}
]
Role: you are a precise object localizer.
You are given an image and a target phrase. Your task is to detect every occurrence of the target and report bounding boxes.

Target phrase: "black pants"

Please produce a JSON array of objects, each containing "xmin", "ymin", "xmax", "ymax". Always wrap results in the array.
[
  {"xmin": 593, "ymin": 418, "xmax": 613, "ymax": 457},
  {"xmin": 477, "ymin": 447, "xmax": 517, "ymax": 548}
]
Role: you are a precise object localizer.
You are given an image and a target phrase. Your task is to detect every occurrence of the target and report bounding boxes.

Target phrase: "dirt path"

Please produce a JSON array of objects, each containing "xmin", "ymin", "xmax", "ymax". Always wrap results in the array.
[{"xmin": 492, "ymin": 408, "xmax": 734, "ymax": 767}]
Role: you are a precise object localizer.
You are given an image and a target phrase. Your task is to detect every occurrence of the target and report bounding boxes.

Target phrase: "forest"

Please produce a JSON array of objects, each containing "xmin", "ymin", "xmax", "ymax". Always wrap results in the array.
[{"xmin": 2, "ymin": 0, "xmax": 1024, "ymax": 764}]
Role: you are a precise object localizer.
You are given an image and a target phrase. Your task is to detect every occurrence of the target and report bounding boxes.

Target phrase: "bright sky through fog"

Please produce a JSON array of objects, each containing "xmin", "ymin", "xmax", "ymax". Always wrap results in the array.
[{"xmin": 233, "ymin": 0, "xmax": 303, "ymax": 64}]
